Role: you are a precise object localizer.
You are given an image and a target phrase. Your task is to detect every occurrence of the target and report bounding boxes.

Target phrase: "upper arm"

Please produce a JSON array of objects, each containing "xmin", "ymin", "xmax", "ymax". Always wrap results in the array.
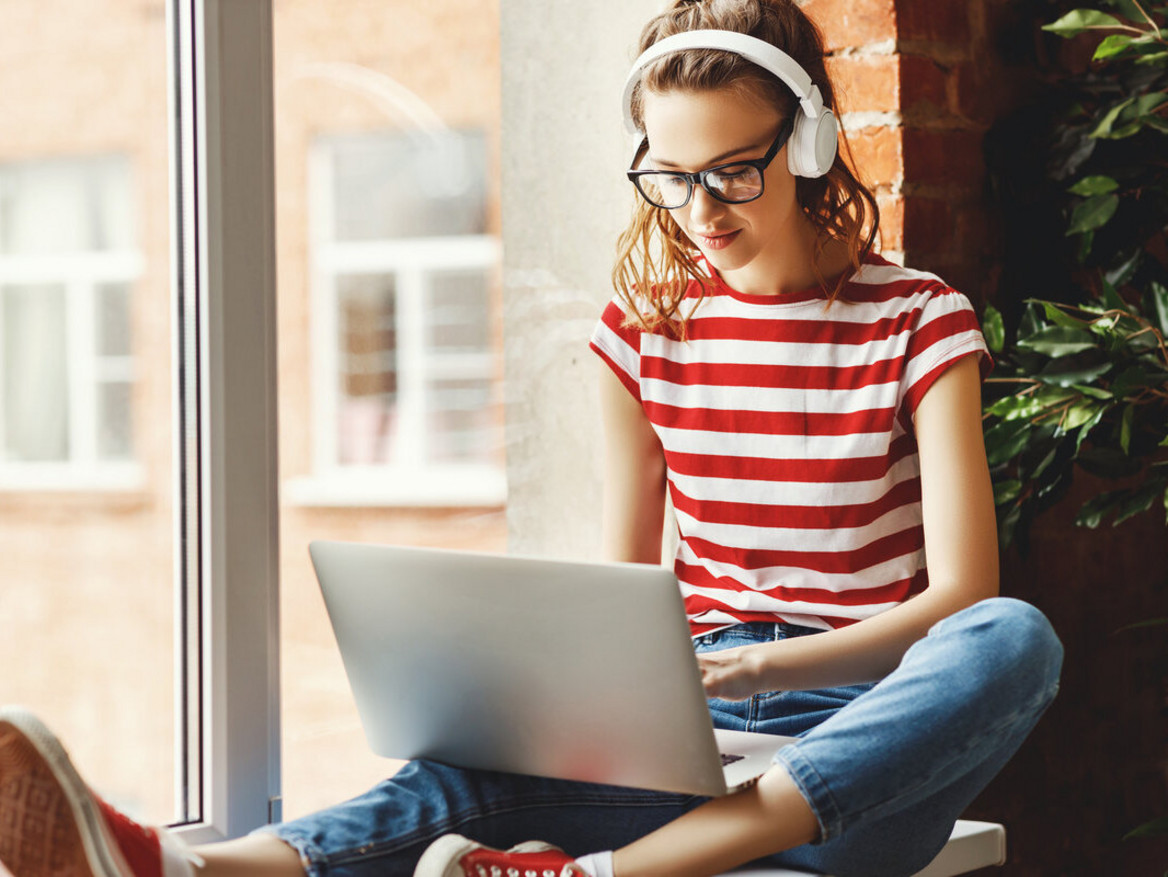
[
  {"xmin": 598, "ymin": 363, "xmax": 667, "ymax": 564},
  {"xmin": 912, "ymin": 354, "xmax": 999, "ymax": 604}
]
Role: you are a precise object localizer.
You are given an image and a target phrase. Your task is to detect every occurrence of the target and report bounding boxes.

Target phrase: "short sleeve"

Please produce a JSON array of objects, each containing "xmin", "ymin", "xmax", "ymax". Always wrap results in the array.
[
  {"xmin": 589, "ymin": 297, "xmax": 644, "ymax": 402},
  {"xmin": 898, "ymin": 287, "xmax": 993, "ymax": 425}
]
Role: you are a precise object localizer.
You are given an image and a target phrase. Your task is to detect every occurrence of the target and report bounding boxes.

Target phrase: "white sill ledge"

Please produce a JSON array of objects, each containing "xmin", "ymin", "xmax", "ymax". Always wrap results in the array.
[
  {"xmin": 0, "ymin": 463, "xmax": 146, "ymax": 493},
  {"xmin": 283, "ymin": 467, "xmax": 507, "ymax": 508}
]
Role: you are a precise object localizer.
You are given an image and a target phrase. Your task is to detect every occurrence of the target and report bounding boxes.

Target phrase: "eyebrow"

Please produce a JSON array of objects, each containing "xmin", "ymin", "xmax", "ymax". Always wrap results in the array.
[{"xmin": 649, "ymin": 138, "xmax": 769, "ymax": 171}]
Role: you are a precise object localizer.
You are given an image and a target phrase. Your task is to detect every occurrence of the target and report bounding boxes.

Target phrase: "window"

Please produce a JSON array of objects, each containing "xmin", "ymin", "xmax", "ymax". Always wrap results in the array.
[
  {"xmin": 286, "ymin": 129, "xmax": 504, "ymax": 507},
  {"xmin": 0, "ymin": 156, "xmax": 141, "ymax": 489}
]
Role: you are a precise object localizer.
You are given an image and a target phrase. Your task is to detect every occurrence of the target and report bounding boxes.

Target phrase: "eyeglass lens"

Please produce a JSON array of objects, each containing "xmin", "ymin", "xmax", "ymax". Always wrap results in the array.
[{"xmin": 637, "ymin": 164, "xmax": 764, "ymax": 209}]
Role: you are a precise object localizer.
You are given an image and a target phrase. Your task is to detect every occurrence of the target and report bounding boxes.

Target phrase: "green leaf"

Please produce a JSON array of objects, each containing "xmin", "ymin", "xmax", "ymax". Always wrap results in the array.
[
  {"xmin": 983, "ymin": 304, "xmax": 1005, "ymax": 353},
  {"xmin": 1114, "ymin": 481, "xmax": 1168, "ymax": 525},
  {"xmin": 1102, "ymin": 0, "xmax": 1148, "ymax": 20},
  {"xmin": 1041, "ymin": 301, "xmax": 1090, "ymax": 330},
  {"xmin": 1124, "ymin": 815, "xmax": 1168, "ymax": 840},
  {"xmin": 1105, "ymin": 249, "xmax": 1142, "ymax": 288},
  {"xmin": 1018, "ymin": 326, "xmax": 1099, "ymax": 356},
  {"xmin": 1037, "ymin": 358, "xmax": 1113, "ymax": 387},
  {"xmin": 1076, "ymin": 228, "xmax": 1096, "ymax": 262},
  {"xmin": 1093, "ymin": 94, "xmax": 1168, "ymax": 139},
  {"xmin": 1078, "ymin": 446, "xmax": 1144, "ymax": 477},
  {"xmin": 993, "ymin": 479, "xmax": 1023, "ymax": 506},
  {"xmin": 998, "ymin": 502, "xmax": 1021, "ymax": 547},
  {"xmin": 1101, "ymin": 277, "xmax": 1128, "ymax": 313},
  {"xmin": 987, "ymin": 388, "xmax": 1076, "ymax": 421},
  {"xmin": 1115, "ymin": 617, "xmax": 1168, "ymax": 633},
  {"xmin": 1092, "ymin": 97, "xmax": 1135, "ymax": 138},
  {"xmin": 1062, "ymin": 399, "xmax": 1106, "ymax": 431},
  {"xmin": 1067, "ymin": 193, "xmax": 1119, "ymax": 234},
  {"xmin": 1072, "ymin": 383, "xmax": 1114, "ymax": 399},
  {"xmin": 1120, "ymin": 403, "xmax": 1135, "ymax": 454},
  {"xmin": 1151, "ymin": 281, "xmax": 1168, "ymax": 335},
  {"xmin": 1112, "ymin": 364, "xmax": 1168, "ymax": 399},
  {"xmin": 1018, "ymin": 304, "xmax": 1045, "ymax": 341},
  {"xmin": 1135, "ymin": 50, "xmax": 1168, "ymax": 65},
  {"xmin": 985, "ymin": 419, "xmax": 1033, "ymax": 467},
  {"xmin": 1067, "ymin": 174, "xmax": 1119, "ymax": 196},
  {"xmin": 1043, "ymin": 9, "xmax": 1124, "ymax": 36},
  {"xmin": 1076, "ymin": 489, "xmax": 1126, "ymax": 527},
  {"xmin": 1074, "ymin": 404, "xmax": 1108, "ymax": 450},
  {"xmin": 1093, "ymin": 33, "xmax": 1135, "ymax": 59},
  {"xmin": 1031, "ymin": 443, "xmax": 1061, "ymax": 481}
]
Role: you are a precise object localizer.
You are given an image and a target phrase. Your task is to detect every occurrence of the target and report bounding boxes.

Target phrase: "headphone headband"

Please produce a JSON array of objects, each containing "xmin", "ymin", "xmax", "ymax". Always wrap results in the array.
[{"xmin": 621, "ymin": 29, "xmax": 826, "ymax": 135}]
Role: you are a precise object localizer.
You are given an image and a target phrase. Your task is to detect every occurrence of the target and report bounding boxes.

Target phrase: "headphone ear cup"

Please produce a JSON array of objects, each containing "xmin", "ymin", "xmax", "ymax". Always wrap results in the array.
[{"xmin": 786, "ymin": 108, "xmax": 838, "ymax": 179}]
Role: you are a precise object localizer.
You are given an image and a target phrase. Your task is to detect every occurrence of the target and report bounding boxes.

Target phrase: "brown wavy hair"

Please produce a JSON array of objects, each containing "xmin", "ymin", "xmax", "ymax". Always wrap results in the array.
[{"xmin": 612, "ymin": 0, "xmax": 880, "ymax": 332}]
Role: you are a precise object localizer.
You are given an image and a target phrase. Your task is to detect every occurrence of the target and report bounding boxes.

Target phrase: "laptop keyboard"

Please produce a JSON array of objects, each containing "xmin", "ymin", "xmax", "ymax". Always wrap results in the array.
[{"xmin": 720, "ymin": 753, "xmax": 745, "ymax": 766}]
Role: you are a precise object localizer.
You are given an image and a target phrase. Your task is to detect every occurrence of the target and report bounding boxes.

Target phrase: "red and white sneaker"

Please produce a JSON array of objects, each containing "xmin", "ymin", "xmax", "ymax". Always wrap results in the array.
[
  {"xmin": 0, "ymin": 707, "xmax": 203, "ymax": 877},
  {"xmin": 414, "ymin": 834, "xmax": 589, "ymax": 877}
]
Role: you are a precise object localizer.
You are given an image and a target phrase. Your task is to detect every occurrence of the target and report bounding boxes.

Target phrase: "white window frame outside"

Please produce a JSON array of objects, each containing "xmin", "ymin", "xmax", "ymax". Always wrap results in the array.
[
  {"xmin": 0, "ymin": 199, "xmax": 144, "ymax": 491},
  {"xmin": 169, "ymin": 0, "xmax": 281, "ymax": 841},
  {"xmin": 282, "ymin": 140, "xmax": 505, "ymax": 508}
]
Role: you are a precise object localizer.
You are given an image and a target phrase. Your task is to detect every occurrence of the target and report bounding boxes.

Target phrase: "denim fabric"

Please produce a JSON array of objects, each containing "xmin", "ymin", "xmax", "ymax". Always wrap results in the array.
[{"xmin": 258, "ymin": 597, "xmax": 1062, "ymax": 877}]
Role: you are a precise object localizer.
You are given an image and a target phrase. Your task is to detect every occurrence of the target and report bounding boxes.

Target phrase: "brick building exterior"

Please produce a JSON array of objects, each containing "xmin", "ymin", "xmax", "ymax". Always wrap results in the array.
[{"xmin": 2, "ymin": 0, "xmax": 1162, "ymax": 870}]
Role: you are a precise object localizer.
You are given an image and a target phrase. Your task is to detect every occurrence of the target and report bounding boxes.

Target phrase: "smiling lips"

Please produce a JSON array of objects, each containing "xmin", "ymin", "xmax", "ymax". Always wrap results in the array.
[{"xmin": 693, "ymin": 228, "xmax": 741, "ymax": 250}]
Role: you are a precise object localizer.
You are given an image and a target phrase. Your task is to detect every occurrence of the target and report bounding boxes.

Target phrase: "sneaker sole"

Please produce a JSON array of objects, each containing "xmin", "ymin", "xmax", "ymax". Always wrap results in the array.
[{"xmin": 0, "ymin": 707, "xmax": 130, "ymax": 877}]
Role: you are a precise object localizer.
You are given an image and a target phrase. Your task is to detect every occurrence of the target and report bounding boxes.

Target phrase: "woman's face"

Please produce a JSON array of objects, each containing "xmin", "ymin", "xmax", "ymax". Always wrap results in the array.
[{"xmin": 640, "ymin": 86, "xmax": 805, "ymax": 295}]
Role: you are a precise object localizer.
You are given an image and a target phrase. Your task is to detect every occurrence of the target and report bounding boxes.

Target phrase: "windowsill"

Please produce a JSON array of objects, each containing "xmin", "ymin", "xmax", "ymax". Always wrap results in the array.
[
  {"xmin": 283, "ymin": 465, "xmax": 507, "ymax": 508},
  {"xmin": 0, "ymin": 462, "xmax": 146, "ymax": 494}
]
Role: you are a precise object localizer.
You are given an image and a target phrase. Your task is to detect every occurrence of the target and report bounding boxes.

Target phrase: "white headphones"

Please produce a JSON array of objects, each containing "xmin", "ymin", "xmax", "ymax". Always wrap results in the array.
[{"xmin": 621, "ymin": 29, "xmax": 839, "ymax": 179}]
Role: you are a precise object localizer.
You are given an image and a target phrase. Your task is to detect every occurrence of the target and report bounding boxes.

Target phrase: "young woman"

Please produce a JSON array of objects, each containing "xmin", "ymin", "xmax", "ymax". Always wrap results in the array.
[{"xmin": 0, "ymin": 1, "xmax": 1063, "ymax": 876}]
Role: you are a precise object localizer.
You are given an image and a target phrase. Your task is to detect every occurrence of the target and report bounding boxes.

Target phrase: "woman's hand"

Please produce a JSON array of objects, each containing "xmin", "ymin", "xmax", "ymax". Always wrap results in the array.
[{"xmin": 697, "ymin": 645, "xmax": 768, "ymax": 701}]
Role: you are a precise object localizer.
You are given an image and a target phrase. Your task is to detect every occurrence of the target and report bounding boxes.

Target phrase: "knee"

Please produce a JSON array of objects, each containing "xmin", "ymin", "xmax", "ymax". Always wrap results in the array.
[{"xmin": 947, "ymin": 597, "xmax": 1064, "ymax": 703}]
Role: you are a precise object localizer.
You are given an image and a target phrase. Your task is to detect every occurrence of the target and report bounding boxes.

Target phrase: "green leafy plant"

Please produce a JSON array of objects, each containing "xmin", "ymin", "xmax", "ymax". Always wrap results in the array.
[
  {"xmin": 982, "ymin": 0, "xmax": 1168, "ymax": 548},
  {"xmin": 982, "ymin": 1, "xmax": 1168, "ymax": 849}
]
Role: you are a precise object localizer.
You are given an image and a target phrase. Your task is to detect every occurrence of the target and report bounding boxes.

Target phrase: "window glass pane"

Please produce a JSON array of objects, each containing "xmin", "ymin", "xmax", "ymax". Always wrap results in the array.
[
  {"xmin": 0, "ymin": 156, "xmax": 134, "ymax": 255},
  {"xmin": 337, "ymin": 273, "xmax": 397, "ymax": 466},
  {"xmin": 2, "ymin": 284, "xmax": 69, "ymax": 461},
  {"xmin": 426, "ymin": 377, "xmax": 495, "ymax": 464},
  {"xmin": 429, "ymin": 269, "xmax": 490, "ymax": 354},
  {"xmin": 0, "ymin": 0, "xmax": 176, "ymax": 825},
  {"xmin": 97, "ymin": 281, "xmax": 132, "ymax": 358},
  {"xmin": 275, "ymin": 0, "xmax": 504, "ymax": 820},
  {"xmin": 330, "ymin": 130, "xmax": 487, "ymax": 240},
  {"xmin": 97, "ymin": 381, "xmax": 133, "ymax": 460}
]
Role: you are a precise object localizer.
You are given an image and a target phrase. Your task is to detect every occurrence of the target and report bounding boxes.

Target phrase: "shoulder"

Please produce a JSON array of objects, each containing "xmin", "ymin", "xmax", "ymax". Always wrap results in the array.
[{"xmin": 844, "ymin": 254, "xmax": 966, "ymax": 309}]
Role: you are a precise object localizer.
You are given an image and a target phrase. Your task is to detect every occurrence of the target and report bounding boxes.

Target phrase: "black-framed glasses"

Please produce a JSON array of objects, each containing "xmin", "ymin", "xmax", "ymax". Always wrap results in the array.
[{"xmin": 627, "ymin": 116, "xmax": 795, "ymax": 210}]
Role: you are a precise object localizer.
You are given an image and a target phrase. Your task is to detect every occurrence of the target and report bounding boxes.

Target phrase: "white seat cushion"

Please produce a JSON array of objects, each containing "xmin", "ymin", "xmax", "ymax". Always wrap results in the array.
[{"xmin": 722, "ymin": 819, "xmax": 1006, "ymax": 876}]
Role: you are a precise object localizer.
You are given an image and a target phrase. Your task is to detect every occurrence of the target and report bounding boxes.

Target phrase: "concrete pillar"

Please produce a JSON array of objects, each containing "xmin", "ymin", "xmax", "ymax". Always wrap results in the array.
[{"xmin": 500, "ymin": 0, "xmax": 659, "ymax": 558}]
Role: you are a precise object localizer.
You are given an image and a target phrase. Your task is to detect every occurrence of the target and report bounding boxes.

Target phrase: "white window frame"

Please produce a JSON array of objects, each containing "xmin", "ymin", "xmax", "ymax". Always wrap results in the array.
[
  {"xmin": 0, "ymin": 210, "xmax": 144, "ymax": 491},
  {"xmin": 169, "ymin": 0, "xmax": 281, "ymax": 842},
  {"xmin": 283, "ymin": 139, "xmax": 505, "ymax": 508}
]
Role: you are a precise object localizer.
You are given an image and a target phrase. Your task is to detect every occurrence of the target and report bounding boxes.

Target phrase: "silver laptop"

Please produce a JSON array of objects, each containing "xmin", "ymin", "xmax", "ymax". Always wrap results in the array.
[{"xmin": 309, "ymin": 540, "xmax": 796, "ymax": 797}]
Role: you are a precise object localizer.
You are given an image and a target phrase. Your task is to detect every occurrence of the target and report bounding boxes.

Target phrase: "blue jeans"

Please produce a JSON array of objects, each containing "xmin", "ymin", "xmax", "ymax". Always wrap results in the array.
[{"xmin": 257, "ymin": 598, "xmax": 1062, "ymax": 877}]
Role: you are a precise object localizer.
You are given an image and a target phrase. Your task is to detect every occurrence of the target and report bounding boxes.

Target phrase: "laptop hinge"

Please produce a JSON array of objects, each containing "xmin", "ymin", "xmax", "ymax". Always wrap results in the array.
[{"xmin": 268, "ymin": 795, "xmax": 283, "ymax": 825}]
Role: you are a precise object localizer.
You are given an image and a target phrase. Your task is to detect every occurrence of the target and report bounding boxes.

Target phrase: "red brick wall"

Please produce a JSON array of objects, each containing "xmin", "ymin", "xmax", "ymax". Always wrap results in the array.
[{"xmin": 806, "ymin": 0, "xmax": 1034, "ymax": 302}]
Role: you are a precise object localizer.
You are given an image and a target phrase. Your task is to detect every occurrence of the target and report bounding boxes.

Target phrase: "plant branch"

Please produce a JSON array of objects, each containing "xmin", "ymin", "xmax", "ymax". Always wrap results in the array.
[{"xmin": 1128, "ymin": 0, "xmax": 1163, "ymax": 39}]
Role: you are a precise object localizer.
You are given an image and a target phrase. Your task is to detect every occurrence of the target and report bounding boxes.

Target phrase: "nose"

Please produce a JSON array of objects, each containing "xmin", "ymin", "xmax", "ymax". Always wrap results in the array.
[{"xmin": 686, "ymin": 182, "xmax": 726, "ymax": 227}]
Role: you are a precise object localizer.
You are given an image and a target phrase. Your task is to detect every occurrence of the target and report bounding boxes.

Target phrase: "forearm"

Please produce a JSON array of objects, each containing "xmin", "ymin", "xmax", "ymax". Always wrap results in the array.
[{"xmin": 724, "ymin": 581, "xmax": 997, "ymax": 694}]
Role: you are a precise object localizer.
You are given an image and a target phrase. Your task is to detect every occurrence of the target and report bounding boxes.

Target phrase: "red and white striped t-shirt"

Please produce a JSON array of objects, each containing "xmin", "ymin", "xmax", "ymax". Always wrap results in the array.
[{"xmin": 589, "ymin": 254, "xmax": 990, "ymax": 635}]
